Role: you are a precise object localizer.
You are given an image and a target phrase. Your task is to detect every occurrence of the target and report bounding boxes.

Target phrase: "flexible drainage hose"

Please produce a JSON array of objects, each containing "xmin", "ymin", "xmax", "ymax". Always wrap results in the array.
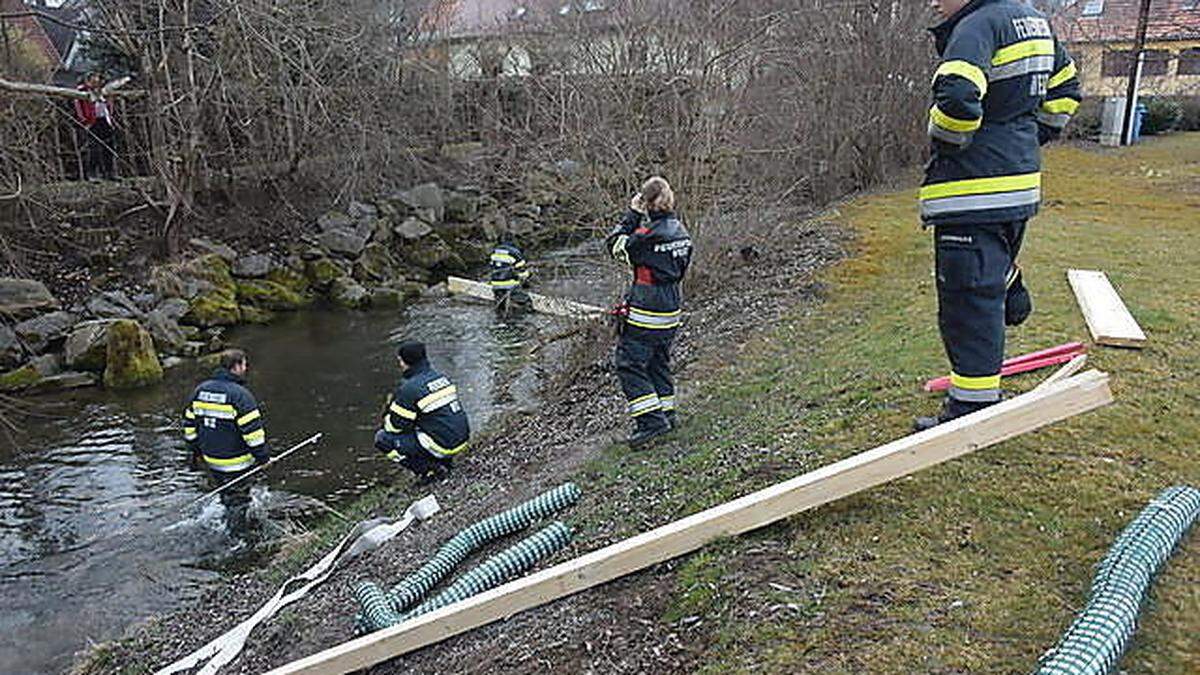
[
  {"xmin": 1034, "ymin": 485, "xmax": 1200, "ymax": 675},
  {"xmin": 402, "ymin": 521, "xmax": 573, "ymax": 621},
  {"xmin": 354, "ymin": 521, "xmax": 574, "ymax": 632},
  {"xmin": 353, "ymin": 483, "xmax": 580, "ymax": 633}
]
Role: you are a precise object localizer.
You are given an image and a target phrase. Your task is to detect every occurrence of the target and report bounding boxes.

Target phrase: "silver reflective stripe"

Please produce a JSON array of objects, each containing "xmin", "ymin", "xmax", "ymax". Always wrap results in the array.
[
  {"xmin": 989, "ymin": 55, "xmax": 1055, "ymax": 81},
  {"xmin": 921, "ymin": 188, "xmax": 1041, "ymax": 217},
  {"xmin": 627, "ymin": 394, "xmax": 661, "ymax": 416},
  {"xmin": 626, "ymin": 308, "xmax": 681, "ymax": 329},
  {"xmin": 949, "ymin": 386, "xmax": 1001, "ymax": 403},
  {"xmin": 928, "ymin": 120, "xmax": 972, "ymax": 146},
  {"xmin": 1036, "ymin": 111, "xmax": 1071, "ymax": 129},
  {"xmin": 192, "ymin": 407, "xmax": 236, "ymax": 420},
  {"xmin": 660, "ymin": 396, "xmax": 676, "ymax": 411},
  {"xmin": 1006, "ymin": 265, "xmax": 1020, "ymax": 288}
]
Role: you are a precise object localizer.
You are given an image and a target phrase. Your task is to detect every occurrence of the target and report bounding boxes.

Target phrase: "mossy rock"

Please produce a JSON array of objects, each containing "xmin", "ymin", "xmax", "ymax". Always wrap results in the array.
[
  {"xmin": 399, "ymin": 233, "xmax": 466, "ymax": 272},
  {"xmin": 304, "ymin": 257, "xmax": 346, "ymax": 292},
  {"xmin": 267, "ymin": 267, "xmax": 312, "ymax": 295},
  {"xmin": 183, "ymin": 289, "xmax": 241, "ymax": 327},
  {"xmin": 330, "ymin": 277, "xmax": 371, "ymax": 309},
  {"xmin": 103, "ymin": 320, "xmax": 164, "ymax": 389},
  {"xmin": 180, "ymin": 255, "xmax": 241, "ymax": 327},
  {"xmin": 0, "ymin": 363, "xmax": 43, "ymax": 392},
  {"xmin": 239, "ymin": 306, "xmax": 277, "ymax": 324},
  {"xmin": 236, "ymin": 279, "xmax": 309, "ymax": 311},
  {"xmin": 353, "ymin": 242, "xmax": 400, "ymax": 284}
]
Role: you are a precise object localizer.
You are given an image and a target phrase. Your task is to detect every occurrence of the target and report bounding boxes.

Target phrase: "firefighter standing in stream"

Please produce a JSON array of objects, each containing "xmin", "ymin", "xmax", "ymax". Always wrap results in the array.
[
  {"xmin": 915, "ymin": 0, "xmax": 1081, "ymax": 431},
  {"xmin": 182, "ymin": 349, "xmax": 270, "ymax": 535},
  {"xmin": 489, "ymin": 234, "xmax": 532, "ymax": 313},
  {"xmin": 606, "ymin": 176, "xmax": 693, "ymax": 447}
]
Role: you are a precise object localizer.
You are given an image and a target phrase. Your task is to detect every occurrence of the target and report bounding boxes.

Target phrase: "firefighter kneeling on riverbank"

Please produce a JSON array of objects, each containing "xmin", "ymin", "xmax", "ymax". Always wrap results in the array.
[
  {"xmin": 606, "ymin": 176, "xmax": 693, "ymax": 448},
  {"xmin": 489, "ymin": 234, "xmax": 532, "ymax": 313},
  {"xmin": 182, "ymin": 349, "xmax": 270, "ymax": 535},
  {"xmin": 374, "ymin": 341, "xmax": 470, "ymax": 484}
]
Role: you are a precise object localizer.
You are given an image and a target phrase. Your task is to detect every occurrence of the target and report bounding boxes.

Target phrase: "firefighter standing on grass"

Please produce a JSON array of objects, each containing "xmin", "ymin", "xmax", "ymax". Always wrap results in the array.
[
  {"xmin": 182, "ymin": 349, "xmax": 270, "ymax": 535},
  {"xmin": 606, "ymin": 177, "xmax": 693, "ymax": 447},
  {"xmin": 914, "ymin": 0, "xmax": 1081, "ymax": 431}
]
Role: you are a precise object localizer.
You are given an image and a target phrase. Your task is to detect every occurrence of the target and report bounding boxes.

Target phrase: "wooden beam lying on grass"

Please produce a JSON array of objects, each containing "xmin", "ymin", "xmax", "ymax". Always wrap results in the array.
[
  {"xmin": 269, "ymin": 370, "xmax": 1114, "ymax": 675},
  {"xmin": 1034, "ymin": 354, "xmax": 1088, "ymax": 392},
  {"xmin": 445, "ymin": 276, "xmax": 606, "ymax": 319},
  {"xmin": 1067, "ymin": 269, "xmax": 1147, "ymax": 348}
]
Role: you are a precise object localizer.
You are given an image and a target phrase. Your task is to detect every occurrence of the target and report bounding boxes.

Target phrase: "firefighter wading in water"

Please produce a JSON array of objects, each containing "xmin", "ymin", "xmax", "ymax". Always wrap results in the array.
[
  {"xmin": 182, "ymin": 349, "xmax": 270, "ymax": 534},
  {"xmin": 606, "ymin": 176, "xmax": 693, "ymax": 447},
  {"xmin": 915, "ymin": 0, "xmax": 1081, "ymax": 431}
]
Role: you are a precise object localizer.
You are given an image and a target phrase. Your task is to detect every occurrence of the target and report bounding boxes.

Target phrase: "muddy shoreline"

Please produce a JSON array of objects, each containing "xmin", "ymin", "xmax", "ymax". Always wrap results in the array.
[{"xmin": 71, "ymin": 208, "xmax": 850, "ymax": 675}]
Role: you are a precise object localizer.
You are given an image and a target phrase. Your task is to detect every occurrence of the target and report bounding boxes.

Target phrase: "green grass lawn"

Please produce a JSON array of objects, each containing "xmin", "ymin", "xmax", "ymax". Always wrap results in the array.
[{"xmin": 584, "ymin": 134, "xmax": 1200, "ymax": 673}]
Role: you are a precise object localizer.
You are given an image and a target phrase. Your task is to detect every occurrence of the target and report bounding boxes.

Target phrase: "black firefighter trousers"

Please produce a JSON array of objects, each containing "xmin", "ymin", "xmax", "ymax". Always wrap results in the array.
[
  {"xmin": 934, "ymin": 220, "xmax": 1030, "ymax": 404},
  {"xmin": 615, "ymin": 325, "xmax": 676, "ymax": 428}
]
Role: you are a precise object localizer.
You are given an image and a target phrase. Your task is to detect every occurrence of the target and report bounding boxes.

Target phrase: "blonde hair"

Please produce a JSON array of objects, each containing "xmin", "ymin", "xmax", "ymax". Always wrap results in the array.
[{"xmin": 641, "ymin": 176, "xmax": 675, "ymax": 213}]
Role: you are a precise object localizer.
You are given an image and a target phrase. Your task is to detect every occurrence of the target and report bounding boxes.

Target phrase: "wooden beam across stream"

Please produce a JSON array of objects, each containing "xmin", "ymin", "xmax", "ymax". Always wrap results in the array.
[
  {"xmin": 268, "ymin": 370, "xmax": 1114, "ymax": 675},
  {"xmin": 445, "ymin": 276, "xmax": 606, "ymax": 319}
]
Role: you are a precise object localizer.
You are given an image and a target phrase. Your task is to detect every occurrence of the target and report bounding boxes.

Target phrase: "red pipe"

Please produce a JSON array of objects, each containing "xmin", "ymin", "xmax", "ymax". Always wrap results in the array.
[{"xmin": 923, "ymin": 344, "xmax": 1086, "ymax": 393}]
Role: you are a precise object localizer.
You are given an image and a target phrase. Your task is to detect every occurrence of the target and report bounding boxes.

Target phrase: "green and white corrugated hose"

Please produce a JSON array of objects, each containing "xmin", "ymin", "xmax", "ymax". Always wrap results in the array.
[
  {"xmin": 1034, "ymin": 485, "xmax": 1200, "ymax": 675},
  {"xmin": 354, "ymin": 483, "xmax": 580, "ymax": 633}
]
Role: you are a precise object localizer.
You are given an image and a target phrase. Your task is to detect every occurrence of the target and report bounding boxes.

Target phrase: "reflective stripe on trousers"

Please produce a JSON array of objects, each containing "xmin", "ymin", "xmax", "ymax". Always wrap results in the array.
[{"xmin": 204, "ymin": 453, "xmax": 255, "ymax": 472}]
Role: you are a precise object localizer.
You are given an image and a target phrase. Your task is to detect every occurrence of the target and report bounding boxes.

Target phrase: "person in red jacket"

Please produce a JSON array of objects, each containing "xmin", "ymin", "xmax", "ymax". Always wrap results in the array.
[{"xmin": 74, "ymin": 72, "xmax": 118, "ymax": 180}]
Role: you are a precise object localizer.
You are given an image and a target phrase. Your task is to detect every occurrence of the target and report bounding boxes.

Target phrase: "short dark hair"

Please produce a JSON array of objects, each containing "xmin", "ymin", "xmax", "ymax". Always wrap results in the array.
[
  {"xmin": 396, "ymin": 341, "xmax": 426, "ymax": 365},
  {"xmin": 220, "ymin": 349, "xmax": 248, "ymax": 370}
]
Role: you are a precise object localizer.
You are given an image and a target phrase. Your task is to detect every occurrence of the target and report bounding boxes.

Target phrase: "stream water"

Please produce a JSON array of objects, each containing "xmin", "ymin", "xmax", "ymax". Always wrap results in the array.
[{"xmin": 0, "ymin": 242, "xmax": 617, "ymax": 674}]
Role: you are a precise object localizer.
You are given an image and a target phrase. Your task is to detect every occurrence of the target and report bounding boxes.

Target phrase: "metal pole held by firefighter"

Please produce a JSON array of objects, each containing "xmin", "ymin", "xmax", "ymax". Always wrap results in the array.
[{"xmin": 183, "ymin": 432, "xmax": 324, "ymax": 511}]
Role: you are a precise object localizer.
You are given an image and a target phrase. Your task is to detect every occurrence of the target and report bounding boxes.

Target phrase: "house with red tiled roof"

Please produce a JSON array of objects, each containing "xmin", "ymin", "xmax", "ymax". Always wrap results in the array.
[
  {"xmin": 414, "ymin": 0, "xmax": 695, "ymax": 80},
  {"xmin": 1053, "ymin": 0, "xmax": 1200, "ymax": 96},
  {"xmin": 0, "ymin": 0, "xmax": 62, "ymax": 79}
]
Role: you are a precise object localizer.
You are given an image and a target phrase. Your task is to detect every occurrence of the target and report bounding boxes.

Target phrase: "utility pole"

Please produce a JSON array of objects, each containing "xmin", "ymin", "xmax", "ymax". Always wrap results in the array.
[{"xmin": 1120, "ymin": 0, "xmax": 1153, "ymax": 145}]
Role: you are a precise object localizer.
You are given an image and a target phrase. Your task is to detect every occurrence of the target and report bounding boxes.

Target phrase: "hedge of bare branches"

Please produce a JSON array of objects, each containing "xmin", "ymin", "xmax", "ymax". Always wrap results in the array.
[{"xmin": 2, "ymin": 0, "xmax": 933, "ymax": 258}]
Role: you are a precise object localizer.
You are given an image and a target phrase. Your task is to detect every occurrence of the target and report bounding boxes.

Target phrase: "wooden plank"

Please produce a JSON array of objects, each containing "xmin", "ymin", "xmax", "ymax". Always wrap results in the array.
[
  {"xmin": 1034, "ymin": 354, "xmax": 1088, "ymax": 392},
  {"xmin": 445, "ymin": 276, "xmax": 606, "ymax": 319},
  {"xmin": 1067, "ymin": 269, "xmax": 1147, "ymax": 348},
  {"xmin": 269, "ymin": 370, "xmax": 1113, "ymax": 675}
]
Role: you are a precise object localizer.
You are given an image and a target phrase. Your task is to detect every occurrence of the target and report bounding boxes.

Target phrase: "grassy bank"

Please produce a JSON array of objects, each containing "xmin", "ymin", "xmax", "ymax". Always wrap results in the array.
[
  {"xmin": 75, "ymin": 136, "xmax": 1197, "ymax": 674},
  {"xmin": 582, "ymin": 134, "xmax": 1198, "ymax": 672}
]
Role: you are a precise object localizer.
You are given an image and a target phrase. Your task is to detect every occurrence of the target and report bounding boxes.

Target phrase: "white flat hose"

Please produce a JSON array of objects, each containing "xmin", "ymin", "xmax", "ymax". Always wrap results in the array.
[{"xmin": 155, "ymin": 494, "xmax": 440, "ymax": 675}]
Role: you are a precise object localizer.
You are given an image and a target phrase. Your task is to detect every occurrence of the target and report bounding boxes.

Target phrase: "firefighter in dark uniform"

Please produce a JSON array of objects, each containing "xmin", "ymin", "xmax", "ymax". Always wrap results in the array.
[
  {"xmin": 374, "ymin": 341, "xmax": 470, "ymax": 483},
  {"xmin": 606, "ymin": 176, "xmax": 693, "ymax": 447},
  {"xmin": 915, "ymin": 0, "xmax": 1081, "ymax": 431},
  {"xmin": 489, "ymin": 236, "xmax": 532, "ymax": 312},
  {"xmin": 182, "ymin": 349, "xmax": 270, "ymax": 534}
]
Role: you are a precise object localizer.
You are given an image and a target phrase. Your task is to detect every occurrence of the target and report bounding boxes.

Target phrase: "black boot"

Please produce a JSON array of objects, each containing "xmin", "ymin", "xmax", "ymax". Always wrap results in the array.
[
  {"xmin": 627, "ymin": 413, "xmax": 671, "ymax": 448},
  {"xmin": 416, "ymin": 462, "xmax": 451, "ymax": 486},
  {"xmin": 913, "ymin": 396, "xmax": 998, "ymax": 432}
]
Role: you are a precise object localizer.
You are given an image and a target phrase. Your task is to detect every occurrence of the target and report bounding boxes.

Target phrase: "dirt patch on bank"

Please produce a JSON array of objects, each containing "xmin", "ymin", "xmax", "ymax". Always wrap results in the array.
[{"xmin": 73, "ymin": 209, "xmax": 850, "ymax": 675}]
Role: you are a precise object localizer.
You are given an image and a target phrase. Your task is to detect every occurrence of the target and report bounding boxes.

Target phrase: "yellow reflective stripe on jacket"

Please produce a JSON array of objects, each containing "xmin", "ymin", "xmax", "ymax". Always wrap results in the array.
[
  {"xmin": 1041, "ymin": 98, "xmax": 1079, "ymax": 115},
  {"xmin": 192, "ymin": 401, "xmax": 236, "ymax": 418},
  {"xmin": 934, "ymin": 60, "xmax": 988, "ymax": 97},
  {"xmin": 920, "ymin": 172, "xmax": 1041, "ymax": 201},
  {"xmin": 1047, "ymin": 61, "xmax": 1077, "ymax": 90},
  {"xmin": 384, "ymin": 416, "xmax": 402, "ymax": 433},
  {"xmin": 490, "ymin": 252, "xmax": 517, "ymax": 264},
  {"xmin": 930, "ymin": 105, "xmax": 981, "ymax": 134},
  {"xmin": 184, "ymin": 409, "xmax": 196, "ymax": 420},
  {"xmin": 490, "ymin": 278, "xmax": 520, "ymax": 288},
  {"xmin": 991, "ymin": 39, "xmax": 1054, "ymax": 67},
  {"xmin": 417, "ymin": 385, "xmax": 458, "ymax": 412},
  {"xmin": 243, "ymin": 429, "xmax": 266, "ymax": 447},
  {"xmin": 237, "ymin": 409, "xmax": 261, "ymax": 427},
  {"xmin": 204, "ymin": 453, "xmax": 254, "ymax": 471},
  {"xmin": 950, "ymin": 372, "xmax": 1001, "ymax": 391},
  {"xmin": 417, "ymin": 431, "xmax": 467, "ymax": 457},
  {"xmin": 389, "ymin": 401, "xmax": 417, "ymax": 420},
  {"xmin": 183, "ymin": 427, "xmax": 198, "ymax": 441}
]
